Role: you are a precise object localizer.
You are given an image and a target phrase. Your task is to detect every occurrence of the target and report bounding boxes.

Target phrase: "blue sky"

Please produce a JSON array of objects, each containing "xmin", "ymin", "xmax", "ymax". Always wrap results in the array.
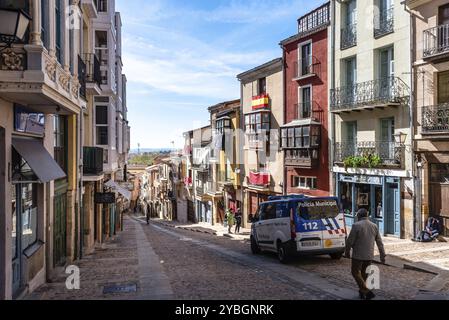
[{"xmin": 116, "ymin": 0, "xmax": 324, "ymax": 149}]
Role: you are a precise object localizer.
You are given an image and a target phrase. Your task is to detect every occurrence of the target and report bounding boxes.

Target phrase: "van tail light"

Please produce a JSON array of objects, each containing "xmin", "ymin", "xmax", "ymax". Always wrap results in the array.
[
  {"xmin": 290, "ymin": 210, "xmax": 296, "ymax": 240},
  {"xmin": 342, "ymin": 213, "xmax": 348, "ymax": 237}
]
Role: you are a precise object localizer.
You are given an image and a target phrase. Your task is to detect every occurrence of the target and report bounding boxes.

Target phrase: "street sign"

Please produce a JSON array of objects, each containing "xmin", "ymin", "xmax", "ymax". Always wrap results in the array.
[{"xmin": 95, "ymin": 192, "xmax": 115, "ymax": 204}]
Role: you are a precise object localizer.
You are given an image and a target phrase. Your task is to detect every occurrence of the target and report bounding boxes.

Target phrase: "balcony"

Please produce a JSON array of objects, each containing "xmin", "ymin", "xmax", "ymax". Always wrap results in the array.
[
  {"xmin": 285, "ymin": 149, "xmax": 319, "ymax": 168},
  {"xmin": 421, "ymin": 103, "xmax": 449, "ymax": 134},
  {"xmin": 341, "ymin": 23, "xmax": 357, "ymax": 50},
  {"xmin": 334, "ymin": 141, "xmax": 404, "ymax": 168},
  {"xmin": 293, "ymin": 101, "xmax": 325, "ymax": 123},
  {"xmin": 423, "ymin": 24, "xmax": 449, "ymax": 61},
  {"xmin": 298, "ymin": 2, "xmax": 330, "ymax": 35},
  {"xmin": 330, "ymin": 77, "xmax": 409, "ymax": 113},
  {"xmin": 82, "ymin": 53, "xmax": 102, "ymax": 95},
  {"xmin": 293, "ymin": 57, "xmax": 320, "ymax": 80},
  {"xmin": 81, "ymin": 0, "xmax": 98, "ymax": 18},
  {"xmin": 78, "ymin": 55, "xmax": 86, "ymax": 100},
  {"xmin": 374, "ymin": 6, "xmax": 394, "ymax": 38},
  {"xmin": 83, "ymin": 147, "xmax": 104, "ymax": 176},
  {"xmin": 248, "ymin": 171, "xmax": 271, "ymax": 187}
]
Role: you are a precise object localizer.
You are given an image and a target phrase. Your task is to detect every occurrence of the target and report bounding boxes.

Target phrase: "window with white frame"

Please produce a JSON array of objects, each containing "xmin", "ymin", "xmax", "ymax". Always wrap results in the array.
[{"xmin": 292, "ymin": 176, "xmax": 317, "ymax": 190}]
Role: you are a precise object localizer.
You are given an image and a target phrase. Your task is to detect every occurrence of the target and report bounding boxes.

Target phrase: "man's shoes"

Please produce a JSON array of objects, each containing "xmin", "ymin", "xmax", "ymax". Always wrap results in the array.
[
  {"xmin": 359, "ymin": 291, "xmax": 376, "ymax": 300},
  {"xmin": 365, "ymin": 291, "xmax": 376, "ymax": 300}
]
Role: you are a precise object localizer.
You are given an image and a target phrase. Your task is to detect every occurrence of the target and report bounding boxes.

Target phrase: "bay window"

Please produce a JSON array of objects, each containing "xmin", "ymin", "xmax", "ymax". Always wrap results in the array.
[
  {"xmin": 282, "ymin": 123, "xmax": 321, "ymax": 168},
  {"xmin": 245, "ymin": 111, "xmax": 270, "ymax": 148}
]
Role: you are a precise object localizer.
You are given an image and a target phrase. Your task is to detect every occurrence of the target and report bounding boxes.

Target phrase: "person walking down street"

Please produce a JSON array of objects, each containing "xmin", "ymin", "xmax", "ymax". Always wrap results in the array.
[
  {"xmin": 234, "ymin": 208, "xmax": 242, "ymax": 234},
  {"xmin": 226, "ymin": 209, "xmax": 235, "ymax": 234},
  {"xmin": 344, "ymin": 208, "xmax": 386, "ymax": 300}
]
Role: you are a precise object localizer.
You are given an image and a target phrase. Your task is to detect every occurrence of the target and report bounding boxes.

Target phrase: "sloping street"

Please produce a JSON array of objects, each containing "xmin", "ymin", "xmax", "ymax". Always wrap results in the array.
[{"xmin": 24, "ymin": 215, "xmax": 448, "ymax": 300}]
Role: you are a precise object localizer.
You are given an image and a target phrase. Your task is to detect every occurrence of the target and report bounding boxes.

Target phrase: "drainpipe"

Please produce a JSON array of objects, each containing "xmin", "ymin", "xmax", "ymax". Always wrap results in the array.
[
  {"xmin": 282, "ymin": 50, "xmax": 287, "ymax": 196},
  {"xmin": 330, "ymin": 0, "xmax": 336, "ymax": 196},
  {"xmin": 79, "ymin": 109, "xmax": 84, "ymax": 259}
]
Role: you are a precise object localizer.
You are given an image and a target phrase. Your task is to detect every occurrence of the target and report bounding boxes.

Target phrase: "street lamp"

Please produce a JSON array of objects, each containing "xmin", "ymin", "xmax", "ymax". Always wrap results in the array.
[
  {"xmin": 394, "ymin": 132, "xmax": 407, "ymax": 146},
  {"xmin": 0, "ymin": 8, "xmax": 31, "ymax": 52}
]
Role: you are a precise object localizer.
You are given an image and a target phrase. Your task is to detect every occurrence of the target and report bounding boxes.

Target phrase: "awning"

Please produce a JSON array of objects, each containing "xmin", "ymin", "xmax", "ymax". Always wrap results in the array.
[
  {"xmin": 12, "ymin": 137, "xmax": 66, "ymax": 183},
  {"xmin": 105, "ymin": 180, "xmax": 131, "ymax": 201}
]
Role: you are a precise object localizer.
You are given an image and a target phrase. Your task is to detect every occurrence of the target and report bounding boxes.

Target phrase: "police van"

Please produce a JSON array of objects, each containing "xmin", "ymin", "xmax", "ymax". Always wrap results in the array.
[{"xmin": 250, "ymin": 195, "xmax": 347, "ymax": 263}]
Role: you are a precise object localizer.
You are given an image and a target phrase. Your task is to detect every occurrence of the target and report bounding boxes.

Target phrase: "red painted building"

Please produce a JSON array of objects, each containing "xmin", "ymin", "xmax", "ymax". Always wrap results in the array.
[{"xmin": 280, "ymin": 2, "xmax": 331, "ymax": 197}]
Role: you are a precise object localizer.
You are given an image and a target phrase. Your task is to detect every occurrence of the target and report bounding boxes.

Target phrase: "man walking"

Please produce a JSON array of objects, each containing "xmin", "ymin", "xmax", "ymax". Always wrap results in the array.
[
  {"xmin": 234, "ymin": 208, "xmax": 242, "ymax": 234},
  {"xmin": 344, "ymin": 208, "xmax": 386, "ymax": 300}
]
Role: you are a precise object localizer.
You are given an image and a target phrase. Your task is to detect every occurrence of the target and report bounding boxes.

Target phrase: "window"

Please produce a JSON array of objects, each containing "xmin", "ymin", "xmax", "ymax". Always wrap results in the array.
[
  {"xmin": 430, "ymin": 164, "xmax": 449, "ymax": 183},
  {"xmin": 438, "ymin": 71, "xmax": 449, "ymax": 104},
  {"xmin": 300, "ymin": 43, "xmax": 312, "ymax": 76},
  {"xmin": 41, "ymin": 0, "xmax": 49, "ymax": 48},
  {"xmin": 54, "ymin": 115, "xmax": 67, "ymax": 173},
  {"xmin": 97, "ymin": 0, "xmax": 108, "ymax": 12},
  {"xmin": 96, "ymin": 105, "xmax": 108, "ymax": 145},
  {"xmin": 300, "ymin": 86, "xmax": 311, "ymax": 118},
  {"xmin": 20, "ymin": 183, "xmax": 38, "ymax": 250},
  {"xmin": 245, "ymin": 111, "xmax": 270, "ymax": 147},
  {"xmin": 297, "ymin": 199, "xmax": 340, "ymax": 220},
  {"xmin": 259, "ymin": 202, "xmax": 289, "ymax": 221},
  {"xmin": 292, "ymin": 176, "xmax": 317, "ymax": 190},
  {"xmin": 55, "ymin": 0, "xmax": 63, "ymax": 63},
  {"xmin": 281, "ymin": 125, "xmax": 320, "ymax": 148},
  {"xmin": 216, "ymin": 117, "xmax": 231, "ymax": 134},
  {"xmin": 258, "ymin": 77, "xmax": 266, "ymax": 95}
]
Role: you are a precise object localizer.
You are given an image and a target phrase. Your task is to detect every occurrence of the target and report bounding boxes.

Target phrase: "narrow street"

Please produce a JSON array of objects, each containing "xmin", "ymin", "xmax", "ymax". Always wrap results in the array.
[{"xmin": 25, "ymin": 215, "xmax": 444, "ymax": 300}]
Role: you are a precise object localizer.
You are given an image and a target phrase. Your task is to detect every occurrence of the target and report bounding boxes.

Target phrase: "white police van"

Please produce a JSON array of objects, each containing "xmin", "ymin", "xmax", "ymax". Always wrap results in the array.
[{"xmin": 250, "ymin": 195, "xmax": 347, "ymax": 263}]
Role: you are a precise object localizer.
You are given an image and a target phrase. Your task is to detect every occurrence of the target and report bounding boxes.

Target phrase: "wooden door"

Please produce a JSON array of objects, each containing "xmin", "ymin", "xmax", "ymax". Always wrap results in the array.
[{"xmin": 53, "ymin": 181, "xmax": 67, "ymax": 267}]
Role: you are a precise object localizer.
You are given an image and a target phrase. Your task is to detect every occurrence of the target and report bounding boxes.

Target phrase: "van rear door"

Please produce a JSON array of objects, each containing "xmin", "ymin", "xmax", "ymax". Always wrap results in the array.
[{"xmin": 295, "ymin": 201, "xmax": 325, "ymax": 251}]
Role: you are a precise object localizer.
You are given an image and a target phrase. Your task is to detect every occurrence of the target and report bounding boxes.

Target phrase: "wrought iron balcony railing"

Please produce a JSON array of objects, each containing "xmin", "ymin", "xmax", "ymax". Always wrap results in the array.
[
  {"xmin": 330, "ymin": 77, "xmax": 409, "ymax": 111},
  {"xmin": 293, "ymin": 56, "xmax": 320, "ymax": 79},
  {"xmin": 421, "ymin": 103, "xmax": 449, "ymax": 133},
  {"xmin": 423, "ymin": 24, "xmax": 449, "ymax": 58},
  {"xmin": 341, "ymin": 23, "xmax": 357, "ymax": 49},
  {"xmin": 293, "ymin": 101, "xmax": 324, "ymax": 122},
  {"xmin": 334, "ymin": 141, "xmax": 404, "ymax": 167},
  {"xmin": 82, "ymin": 53, "xmax": 102, "ymax": 87},
  {"xmin": 374, "ymin": 6, "xmax": 394, "ymax": 38},
  {"xmin": 83, "ymin": 147, "xmax": 104, "ymax": 175},
  {"xmin": 78, "ymin": 55, "xmax": 87, "ymax": 99}
]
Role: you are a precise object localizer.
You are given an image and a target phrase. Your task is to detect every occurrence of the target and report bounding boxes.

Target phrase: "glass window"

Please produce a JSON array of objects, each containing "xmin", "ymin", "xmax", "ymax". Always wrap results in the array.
[
  {"xmin": 297, "ymin": 199, "xmax": 340, "ymax": 220},
  {"xmin": 12, "ymin": 185, "xmax": 17, "ymax": 259},
  {"xmin": 54, "ymin": 115, "xmax": 67, "ymax": 172},
  {"xmin": 430, "ymin": 164, "xmax": 449, "ymax": 183},
  {"xmin": 340, "ymin": 182, "xmax": 353, "ymax": 215},
  {"xmin": 21, "ymin": 183, "xmax": 38, "ymax": 250},
  {"xmin": 258, "ymin": 77, "xmax": 266, "ymax": 95}
]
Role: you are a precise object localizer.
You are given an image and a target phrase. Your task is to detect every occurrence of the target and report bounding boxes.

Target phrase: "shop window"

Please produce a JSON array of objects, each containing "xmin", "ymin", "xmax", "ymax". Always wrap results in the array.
[
  {"xmin": 14, "ymin": 105, "xmax": 45, "ymax": 136},
  {"xmin": 20, "ymin": 183, "xmax": 38, "ymax": 250},
  {"xmin": 339, "ymin": 182, "xmax": 353, "ymax": 215},
  {"xmin": 356, "ymin": 184, "xmax": 371, "ymax": 213},
  {"xmin": 430, "ymin": 164, "xmax": 449, "ymax": 183}
]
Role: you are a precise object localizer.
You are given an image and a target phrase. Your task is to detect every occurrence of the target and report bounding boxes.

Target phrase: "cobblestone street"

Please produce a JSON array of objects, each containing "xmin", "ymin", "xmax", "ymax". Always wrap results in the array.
[{"xmin": 24, "ymin": 216, "xmax": 449, "ymax": 300}]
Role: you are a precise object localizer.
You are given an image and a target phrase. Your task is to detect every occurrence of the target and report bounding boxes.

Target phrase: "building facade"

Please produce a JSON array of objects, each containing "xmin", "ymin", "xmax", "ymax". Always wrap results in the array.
[
  {"xmin": 0, "ymin": 0, "xmax": 129, "ymax": 299},
  {"xmin": 237, "ymin": 59, "xmax": 284, "ymax": 228},
  {"xmin": 208, "ymin": 99, "xmax": 241, "ymax": 226},
  {"xmin": 280, "ymin": 2, "xmax": 331, "ymax": 199},
  {"xmin": 331, "ymin": 0, "xmax": 413, "ymax": 238},
  {"xmin": 406, "ymin": 0, "xmax": 449, "ymax": 236}
]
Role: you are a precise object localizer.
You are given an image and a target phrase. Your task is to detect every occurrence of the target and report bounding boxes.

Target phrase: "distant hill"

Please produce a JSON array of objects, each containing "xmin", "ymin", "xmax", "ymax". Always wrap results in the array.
[{"xmin": 129, "ymin": 148, "xmax": 174, "ymax": 154}]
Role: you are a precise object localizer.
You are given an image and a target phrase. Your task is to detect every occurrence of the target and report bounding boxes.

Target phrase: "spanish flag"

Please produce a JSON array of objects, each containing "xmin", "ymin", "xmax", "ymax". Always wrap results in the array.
[{"xmin": 252, "ymin": 94, "xmax": 270, "ymax": 110}]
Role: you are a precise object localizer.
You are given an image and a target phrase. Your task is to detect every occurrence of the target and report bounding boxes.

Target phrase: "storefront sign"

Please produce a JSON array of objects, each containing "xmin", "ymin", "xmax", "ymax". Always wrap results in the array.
[
  {"xmin": 339, "ymin": 174, "xmax": 382, "ymax": 185},
  {"xmin": 94, "ymin": 192, "xmax": 116, "ymax": 204}
]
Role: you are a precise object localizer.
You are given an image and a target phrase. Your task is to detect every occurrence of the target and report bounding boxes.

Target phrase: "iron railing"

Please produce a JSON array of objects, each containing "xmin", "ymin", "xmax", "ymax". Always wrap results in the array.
[
  {"xmin": 83, "ymin": 147, "xmax": 104, "ymax": 175},
  {"xmin": 78, "ymin": 55, "xmax": 87, "ymax": 99},
  {"xmin": 421, "ymin": 103, "xmax": 449, "ymax": 133},
  {"xmin": 374, "ymin": 6, "xmax": 394, "ymax": 38},
  {"xmin": 334, "ymin": 141, "xmax": 404, "ymax": 167},
  {"xmin": 330, "ymin": 76, "xmax": 409, "ymax": 111},
  {"xmin": 423, "ymin": 24, "xmax": 449, "ymax": 58},
  {"xmin": 293, "ymin": 56, "xmax": 320, "ymax": 79},
  {"xmin": 293, "ymin": 101, "xmax": 324, "ymax": 121},
  {"xmin": 298, "ymin": 2, "xmax": 330, "ymax": 35},
  {"xmin": 341, "ymin": 23, "xmax": 357, "ymax": 49},
  {"xmin": 82, "ymin": 53, "xmax": 102, "ymax": 87}
]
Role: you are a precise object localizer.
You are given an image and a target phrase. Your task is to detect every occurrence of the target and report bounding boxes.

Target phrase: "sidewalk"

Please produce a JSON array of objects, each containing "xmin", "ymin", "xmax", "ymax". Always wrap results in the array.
[
  {"xmin": 145, "ymin": 217, "xmax": 251, "ymax": 241},
  {"xmin": 24, "ymin": 216, "xmax": 173, "ymax": 300}
]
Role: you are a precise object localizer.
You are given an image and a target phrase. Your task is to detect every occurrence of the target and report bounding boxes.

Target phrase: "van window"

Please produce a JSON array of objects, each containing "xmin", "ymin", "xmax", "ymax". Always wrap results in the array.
[
  {"xmin": 260, "ymin": 202, "xmax": 290, "ymax": 221},
  {"xmin": 297, "ymin": 199, "xmax": 340, "ymax": 220}
]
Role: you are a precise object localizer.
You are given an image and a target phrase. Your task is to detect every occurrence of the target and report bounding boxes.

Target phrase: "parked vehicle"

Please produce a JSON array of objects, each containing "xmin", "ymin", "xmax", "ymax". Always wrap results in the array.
[{"xmin": 250, "ymin": 195, "xmax": 347, "ymax": 263}]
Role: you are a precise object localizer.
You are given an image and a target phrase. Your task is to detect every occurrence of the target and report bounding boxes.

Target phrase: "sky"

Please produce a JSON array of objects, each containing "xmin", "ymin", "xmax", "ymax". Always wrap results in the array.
[{"xmin": 116, "ymin": 0, "xmax": 324, "ymax": 149}]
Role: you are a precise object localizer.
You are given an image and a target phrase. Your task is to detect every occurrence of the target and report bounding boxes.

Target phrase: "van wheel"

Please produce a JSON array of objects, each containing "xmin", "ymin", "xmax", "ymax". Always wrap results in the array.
[
  {"xmin": 277, "ymin": 242, "xmax": 290, "ymax": 264},
  {"xmin": 251, "ymin": 236, "xmax": 261, "ymax": 254},
  {"xmin": 330, "ymin": 253, "xmax": 343, "ymax": 260}
]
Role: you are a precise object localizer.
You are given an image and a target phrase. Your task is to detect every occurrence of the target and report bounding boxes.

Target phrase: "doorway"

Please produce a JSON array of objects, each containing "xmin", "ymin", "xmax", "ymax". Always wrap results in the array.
[
  {"xmin": 53, "ymin": 180, "xmax": 67, "ymax": 267},
  {"xmin": 385, "ymin": 183, "xmax": 400, "ymax": 236}
]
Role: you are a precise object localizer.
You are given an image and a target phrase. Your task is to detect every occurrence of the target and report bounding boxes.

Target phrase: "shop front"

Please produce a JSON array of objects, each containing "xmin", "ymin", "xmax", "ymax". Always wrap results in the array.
[
  {"xmin": 196, "ymin": 199, "xmax": 212, "ymax": 224},
  {"xmin": 336, "ymin": 174, "xmax": 401, "ymax": 237}
]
